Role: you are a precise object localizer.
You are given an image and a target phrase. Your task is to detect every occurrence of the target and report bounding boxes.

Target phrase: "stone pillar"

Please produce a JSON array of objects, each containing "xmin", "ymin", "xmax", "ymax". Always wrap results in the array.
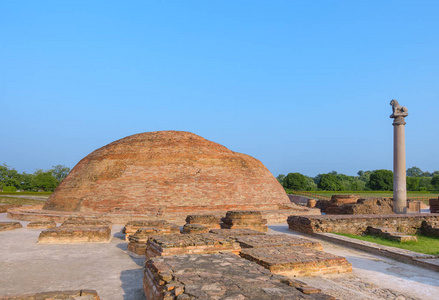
[{"xmin": 390, "ymin": 100, "xmax": 408, "ymax": 213}]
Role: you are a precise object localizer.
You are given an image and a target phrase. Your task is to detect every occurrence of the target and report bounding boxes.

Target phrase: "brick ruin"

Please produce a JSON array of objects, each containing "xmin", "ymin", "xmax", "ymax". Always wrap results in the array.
[
  {"xmin": 143, "ymin": 253, "xmax": 335, "ymax": 300},
  {"xmin": 7, "ymin": 131, "xmax": 320, "ymax": 224},
  {"xmin": 288, "ymin": 214, "xmax": 439, "ymax": 235},
  {"xmin": 240, "ymin": 246, "xmax": 352, "ymax": 277},
  {"xmin": 27, "ymin": 220, "xmax": 56, "ymax": 229},
  {"xmin": 123, "ymin": 220, "xmax": 179, "ymax": 241},
  {"xmin": 145, "ymin": 233, "xmax": 242, "ymax": 260},
  {"xmin": 317, "ymin": 195, "xmax": 421, "ymax": 215},
  {"xmin": 37, "ymin": 218, "xmax": 112, "ymax": 244},
  {"xmin": 0, "ymin": 222, "xmax": 22, "ymax": 232},
  {"xmin": 220, "ymin": 210, "xmax": 268, "ymax": 232}
]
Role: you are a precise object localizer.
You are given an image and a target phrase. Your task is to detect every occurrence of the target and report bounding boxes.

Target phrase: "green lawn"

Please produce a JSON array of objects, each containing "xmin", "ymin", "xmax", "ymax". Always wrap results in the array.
[
  {"xmin": 0, "ymin": 192, "xmax": 49, "ymax": 206},
  {"xmin": 335, "ymin": 233, "xmax": 439, "ymax": 256}
]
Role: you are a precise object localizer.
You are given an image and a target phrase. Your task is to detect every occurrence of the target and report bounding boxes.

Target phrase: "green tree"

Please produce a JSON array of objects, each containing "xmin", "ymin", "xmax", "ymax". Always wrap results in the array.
[
  {"xmin": 31, "ymin": 170, "xmax": 58, "ymax": 192},
  {"xmin": 50, "ymin": 165, "xmax": 71, "ymax": 183},
  {"xmin": 0, "ymin": 163, "xmax": 21, "ymax": 189},
  {"xmin": 419, "ymin": 176, "xmax": 433, "ymax": 191},
  {"xmin": 318, "ymin": 173, "xmax": 343, "ymax": 191},
  {"xmin": 283, "ymin": 173, "xmax": 307, "ymax": 190},
  {"xmin": 276, "ymin": 174, "xmax": 285, "ymax": 185},
  {"xmin": 367, "ymin": 169, "xmax": 393, "ymax": 191},
  {"xmin": 406, "ymin": 177, "xmax": 420, "ymax": 191},
  {"xmin": 431, "ymin": 175, "xmax": 439, "ymax": 190},
  {"xmin": 406, "ymin": 166, "xmax": 423, "ymax": 177}
]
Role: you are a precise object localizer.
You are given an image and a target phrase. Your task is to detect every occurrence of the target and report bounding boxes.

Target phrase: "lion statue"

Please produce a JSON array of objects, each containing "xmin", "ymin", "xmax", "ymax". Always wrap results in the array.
[{"xmin": 390, "ymin": 99, "xmax": 408, "ymax": 118}]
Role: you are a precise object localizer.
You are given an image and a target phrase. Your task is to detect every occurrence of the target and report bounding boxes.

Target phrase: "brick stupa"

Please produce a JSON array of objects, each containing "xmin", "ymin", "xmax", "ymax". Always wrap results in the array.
[{"xmin": 8, "ymin": 131, "xmax": 318, "ymax": 224}]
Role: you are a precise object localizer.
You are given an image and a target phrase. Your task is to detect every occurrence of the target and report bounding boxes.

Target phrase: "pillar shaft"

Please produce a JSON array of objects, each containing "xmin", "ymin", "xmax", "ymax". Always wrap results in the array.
[{"xmin": 393, "ymin": 117, "xmax": 407, "ymax": 213}]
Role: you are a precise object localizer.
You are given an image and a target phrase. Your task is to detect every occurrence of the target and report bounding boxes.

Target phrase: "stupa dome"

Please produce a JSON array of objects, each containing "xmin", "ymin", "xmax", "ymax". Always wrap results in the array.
[{"xmin": 43, "ymin": 131, "xmax": 290, "ymax": 215}]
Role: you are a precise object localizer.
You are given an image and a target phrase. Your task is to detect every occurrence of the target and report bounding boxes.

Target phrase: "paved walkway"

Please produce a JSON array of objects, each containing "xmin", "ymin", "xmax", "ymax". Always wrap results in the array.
[{"xmin": 0, "ymin": 213, "xmax": 438, "ymax": 300}]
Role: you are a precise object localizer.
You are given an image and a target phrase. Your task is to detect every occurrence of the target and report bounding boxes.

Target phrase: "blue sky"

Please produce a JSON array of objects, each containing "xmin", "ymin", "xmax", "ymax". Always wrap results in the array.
[{"xmin": 1, "ymin": 1, "xmax": 438, "ymax": 177}]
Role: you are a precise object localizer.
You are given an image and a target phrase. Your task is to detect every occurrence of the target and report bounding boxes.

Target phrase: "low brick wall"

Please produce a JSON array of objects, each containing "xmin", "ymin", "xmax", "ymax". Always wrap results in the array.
[{"xmin": 287, "ymin": 214, "xmax": 439, "ymax": 235}]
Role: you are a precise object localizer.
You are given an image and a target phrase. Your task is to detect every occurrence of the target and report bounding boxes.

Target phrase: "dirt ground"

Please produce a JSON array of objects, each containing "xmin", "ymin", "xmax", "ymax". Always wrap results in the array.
[{"xmin": 0, "ymin": 214, "xmax": 438, "ymax": 300}]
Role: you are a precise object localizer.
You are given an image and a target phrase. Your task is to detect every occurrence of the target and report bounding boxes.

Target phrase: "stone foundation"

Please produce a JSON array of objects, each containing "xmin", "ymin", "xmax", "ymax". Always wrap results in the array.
[
  {"xmin": 221, "ymin": 210, "xmax": 268, "ymax": 232},
  {"xmin": 145, "ymin": 233, "xmax": 241, "ymax": 260},
  {"xmin": 0, "ymin": 289, "xmax": 100, "ymax": 300},
  {"xmin": 366, "ymin": 226, "xmax": 418, "ymax": 242},
  {"xmin": 127, "ymin": 227, "xmax": 181, "ymax": 256},
  {"xmin": 235, "ymin": 234, "xmax": 323, "ymax": 250},
  {"xmin": 288, "ymin": 214, "xmax": 439, "ymax": 235},
  {"xmin": 143, "ymin": 253, "xmax": 334, "ymax": 300},
  {"xmin": 0, "ymin": 222, "xmax": 22, "ymax": 232},
  {"xmin": 26, "ymin": 221, "xmax": 56, "ymax": 229},
  {"xmin": 240, "ymin": 246, "xmax": 352, "ymax": 277},
  {"xmin": 38, "ymin": 226, "xmax": 112, "ymax": 244},
  {"xmin": 123, "ymin": 220, "xmax": 180, "ymax": 241}
]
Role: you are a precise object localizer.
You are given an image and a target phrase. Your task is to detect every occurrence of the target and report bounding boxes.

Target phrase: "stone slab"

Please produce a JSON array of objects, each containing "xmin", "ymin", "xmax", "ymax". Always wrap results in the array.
[
  {"xmin": 0, "ymin": 222, "xmax": 22, "ymax": 232},
  {"xmin": 0, "ymin": 289, "xmax": 100, "ymax": 300},
  {"xmin": 38, "ymin": 226, "xmax": 112, "ymax": 244},
  {"xmin": 143, "ymin": 253, "xmax": 334, "ymax": 300},
  {"xmin": 145, "ymin": 233, "xmax": 241, "ymax": 260},
  {"xmin": 235, "ymin": 234, "xmax": 323, "ymax": 250},
  {"xmin": 240, "ymin": 246, "xmax": 352, "ymax": 277},
  {"xmin": 26, "ymin": 221, "xmax": 56, "ymax": 229}
]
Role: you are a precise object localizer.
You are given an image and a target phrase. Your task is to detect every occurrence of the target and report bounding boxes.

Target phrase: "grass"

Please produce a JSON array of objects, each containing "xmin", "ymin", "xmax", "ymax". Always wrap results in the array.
[
  {"xmin": 335, "ymin": 233, "xmax": 439, "ymax": 256},
  {"xmin": 0, "ymin": 191, "xmax": 52, "ymax": 196}
]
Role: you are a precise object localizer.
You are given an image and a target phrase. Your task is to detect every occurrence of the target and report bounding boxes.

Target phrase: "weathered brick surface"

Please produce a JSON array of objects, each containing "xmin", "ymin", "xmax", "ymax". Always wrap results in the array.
[
  {"xmin": 181, "ymin": 224, "xmax": 209, "ymax": 234},
  {"xmin": 38, "ymin": 226, "xmax": 112, "ymax": 244},
  {"xmin": 209, "ymin": 228, "xmax": 266, "ymax": 238},
  {"xmin": 0, "ymin": 204, "xmax": 21, "ymax": 213},
  {"xmin": 0, "ymin": 289, "xmax": 100, "ymax": 300},
  {"xmin": 123, "ymin": 220, "xmax": 179, "ymax": 241},
  {"xmin": 240, "ymin": 246, "xmax": 352, "ymax": 277},
  {"xmin": 26, "ymin": 221, "xmax": 56, "ymax": 229},
  {"xmin": 185, "ymin": 214, "xmax": 221, "ymax": 228},
  {"xmin": 235, "ymin": 234, "xmax": 323, "ymax": 250},
  {"xmin": 366, "ymin": 226, "xmax": 418, "ymax": 242},
  {"xmin": 42, "ymin": 131, "xmax": 291, "ymax": 217},
  {"xmin": 143, "ymin": 253, "xmax": 334, "ymax": 300},
  {"xmin": 127, "ymin": 228, "xmax": 160, "ymax": 255},
  {"xmin": 61, "ymin": 218, "xmax": 112, "ymax": 229},
  {"xmin": 145, "ymin": 233, "xmax": 241, "ymax": 260},
  {"xmin": 288, "ymin": 214, "xmax": 439, "ymax": 235},
  {"xmin": 0, "ymin": 222, "xmax": 22, "ymax": 232},
  {"xmin": 221, "ymin": 210, "xmax": 268, "ymax": 232}
]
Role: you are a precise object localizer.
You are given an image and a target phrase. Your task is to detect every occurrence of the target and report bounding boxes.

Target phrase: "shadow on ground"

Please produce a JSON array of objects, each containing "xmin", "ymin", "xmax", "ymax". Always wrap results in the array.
[{"xmin": 120, "ymin": 269, "xmax": 145, "ymax": 300}]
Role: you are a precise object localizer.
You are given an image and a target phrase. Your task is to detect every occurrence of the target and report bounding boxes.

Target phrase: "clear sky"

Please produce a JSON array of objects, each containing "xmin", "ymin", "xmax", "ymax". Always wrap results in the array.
[{"xmin": 1, "ymin": 1, "xmax": 438, "ymax": 177}]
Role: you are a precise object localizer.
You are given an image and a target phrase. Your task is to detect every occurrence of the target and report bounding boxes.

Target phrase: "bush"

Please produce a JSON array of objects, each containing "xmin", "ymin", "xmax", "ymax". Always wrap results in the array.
[{"xmin": 2, "ymin": 186, "xmax": 17, "ymax": 192}]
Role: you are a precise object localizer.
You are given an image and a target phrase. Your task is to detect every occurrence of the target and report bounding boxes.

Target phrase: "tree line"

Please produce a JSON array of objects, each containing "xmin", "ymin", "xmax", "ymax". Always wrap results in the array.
[
  {"xmin": 277, "ymin": 166, "xmax": 439, "ymax": 191},
  {"xmin": 0, "ymin": 164, "xmax": 71, "ymax": 192}
]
